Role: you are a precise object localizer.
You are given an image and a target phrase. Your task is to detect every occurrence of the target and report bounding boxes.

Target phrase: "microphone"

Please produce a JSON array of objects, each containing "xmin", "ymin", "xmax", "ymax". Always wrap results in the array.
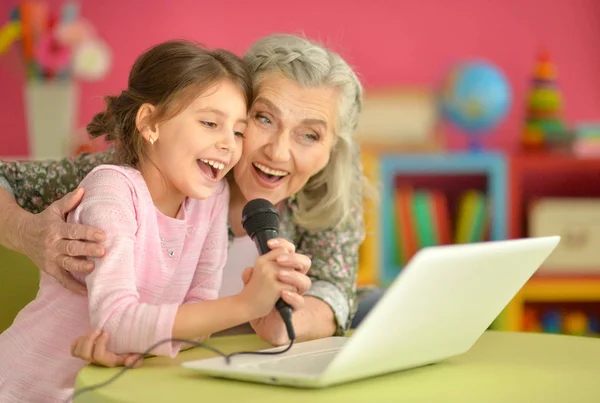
[{"xmin": 242, "ymin": 198, "xmax": 296, "ymax": 341}]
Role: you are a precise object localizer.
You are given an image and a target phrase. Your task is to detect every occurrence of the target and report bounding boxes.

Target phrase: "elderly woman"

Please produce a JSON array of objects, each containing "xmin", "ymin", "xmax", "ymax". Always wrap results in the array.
[{"xmin": 0, "ymin": 34, "xmax": 380, "ymax": 366}]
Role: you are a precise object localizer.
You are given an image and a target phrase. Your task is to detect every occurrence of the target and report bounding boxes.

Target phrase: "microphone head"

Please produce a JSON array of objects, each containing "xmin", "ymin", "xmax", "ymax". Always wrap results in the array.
[{"xmin": 242, "ymin": 198, "xmax": 280, "ymax": 238}]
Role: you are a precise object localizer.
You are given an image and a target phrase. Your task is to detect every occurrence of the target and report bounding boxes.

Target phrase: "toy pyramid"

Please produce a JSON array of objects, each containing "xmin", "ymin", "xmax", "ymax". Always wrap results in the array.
[{"xmin": 521, "ymin": 50, "xmax": 568, "ymax": 150}]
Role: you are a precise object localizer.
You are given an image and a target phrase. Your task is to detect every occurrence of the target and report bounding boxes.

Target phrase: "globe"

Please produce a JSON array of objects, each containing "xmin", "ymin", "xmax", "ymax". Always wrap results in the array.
[{"xmin": 439, "ymin": 61, "xmax": 512, "ymax": 150}]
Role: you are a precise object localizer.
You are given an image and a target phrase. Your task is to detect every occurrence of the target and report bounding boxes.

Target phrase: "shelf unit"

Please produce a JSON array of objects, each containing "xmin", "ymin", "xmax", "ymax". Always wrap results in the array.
[
  {"xmin": 358, "ymin": 150, "xmax": 600, "ymax": 336},
  {"xmin": 501, "ymin": 152, "xmax": 600, "ymax": 335}
]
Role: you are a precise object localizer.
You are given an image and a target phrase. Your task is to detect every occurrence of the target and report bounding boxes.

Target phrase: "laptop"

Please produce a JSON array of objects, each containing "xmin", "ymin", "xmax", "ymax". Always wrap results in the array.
[{"xmin": 182, "ymin": 236, "xmax": 560, "ymax": 388}]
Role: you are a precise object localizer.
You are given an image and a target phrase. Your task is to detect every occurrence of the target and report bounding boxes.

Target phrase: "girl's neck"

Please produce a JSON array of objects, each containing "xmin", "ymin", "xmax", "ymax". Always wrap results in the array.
[
  {"xmin": 227, "ymin": 179, "xmax": 248, "ymax": 237},
  {"xmin": 138, "ymin": 161, "xmax": 185, "ymax": 219},
  {"xmin": 227, "ymin": 179, "xmax": 285, "ymax": 237}
]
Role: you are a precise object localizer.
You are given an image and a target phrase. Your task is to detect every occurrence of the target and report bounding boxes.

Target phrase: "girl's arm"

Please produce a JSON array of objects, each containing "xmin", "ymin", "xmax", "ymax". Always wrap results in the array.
[
  {"xmin": 78, "ymin": 170, "xmax": 265, "ymax": 356},
  {"xmin": 77, "ymin": 169, "xmax": 179, "ymax": 356}
]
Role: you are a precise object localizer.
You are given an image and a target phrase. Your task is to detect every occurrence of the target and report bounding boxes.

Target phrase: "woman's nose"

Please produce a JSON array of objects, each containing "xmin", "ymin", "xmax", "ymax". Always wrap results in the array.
[{"xmin": 265, "ymin": 133, "xmax": 291, "ymax": 162}]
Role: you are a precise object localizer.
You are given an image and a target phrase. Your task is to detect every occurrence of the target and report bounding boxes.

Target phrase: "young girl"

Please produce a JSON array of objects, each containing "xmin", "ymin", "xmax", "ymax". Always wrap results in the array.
[{"xmin": 0, "ymin": 40, "xmax": 299, "ymax": 402}]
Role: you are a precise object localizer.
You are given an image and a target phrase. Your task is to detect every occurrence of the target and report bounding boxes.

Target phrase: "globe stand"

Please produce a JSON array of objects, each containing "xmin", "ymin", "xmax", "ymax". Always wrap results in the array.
[{"xmin": 467, "ymin": 135, "xmax": 484, "ymax": 153}]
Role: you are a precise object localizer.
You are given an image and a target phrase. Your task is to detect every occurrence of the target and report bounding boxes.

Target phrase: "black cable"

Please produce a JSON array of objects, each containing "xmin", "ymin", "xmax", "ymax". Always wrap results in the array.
[
  {"xmin": 227, "ymin": 337, "xmax": 294, "ymax": 360},
  {"xmin": 65, "ymin": 337, "xmax": 294, "ymax": 403},
  {"xmin": 277, "ymin": 304, "xmax": 296, "ymax": 341}
]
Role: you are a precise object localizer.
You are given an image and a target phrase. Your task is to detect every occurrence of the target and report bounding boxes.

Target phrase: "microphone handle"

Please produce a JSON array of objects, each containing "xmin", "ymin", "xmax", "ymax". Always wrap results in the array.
[
  {"xmin": 251, "ymin": 229, "xmax": 296, "ymax": 340},
  {"xmin": 251, "ymin": 229, "xmax": 279, "ymax": 255}
]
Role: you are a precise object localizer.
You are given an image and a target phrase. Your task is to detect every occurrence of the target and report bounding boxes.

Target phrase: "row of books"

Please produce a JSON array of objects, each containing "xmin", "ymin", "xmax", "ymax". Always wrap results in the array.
[{"xmin": 390, "ymin": 187, "xmax": 490, "ymax": 267}]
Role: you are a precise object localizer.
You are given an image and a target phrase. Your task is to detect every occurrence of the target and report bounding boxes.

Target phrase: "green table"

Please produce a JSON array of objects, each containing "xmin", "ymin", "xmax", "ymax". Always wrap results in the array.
[{"xmin": 75, "ymin": 331, "xmax": 600, "ymax": 403}]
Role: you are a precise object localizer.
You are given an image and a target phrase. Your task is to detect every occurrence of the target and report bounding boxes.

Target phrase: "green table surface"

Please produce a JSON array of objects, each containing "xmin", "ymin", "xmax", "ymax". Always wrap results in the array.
[{"xmin": 75, "ymin": 330, "xmax": 600, "ymax": 403}]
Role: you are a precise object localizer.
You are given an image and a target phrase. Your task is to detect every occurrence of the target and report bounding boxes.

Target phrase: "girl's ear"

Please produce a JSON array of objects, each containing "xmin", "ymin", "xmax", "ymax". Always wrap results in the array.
[{"xmin": 136, "ymin": 103, "xmax": 159, "ymax": 143}]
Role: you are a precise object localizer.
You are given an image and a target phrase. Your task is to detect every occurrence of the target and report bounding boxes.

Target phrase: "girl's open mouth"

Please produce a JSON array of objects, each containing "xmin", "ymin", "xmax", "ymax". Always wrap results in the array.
[{"xmin": 197, "ymin": 159, "xmax": 225, "ymax": 180}]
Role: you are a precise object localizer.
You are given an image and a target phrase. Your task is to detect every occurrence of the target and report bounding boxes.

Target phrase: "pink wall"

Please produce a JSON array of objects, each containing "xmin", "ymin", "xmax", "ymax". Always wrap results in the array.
[{"xmin": 1, "ymin": 0, "xmax": 600, "ymax": 156}]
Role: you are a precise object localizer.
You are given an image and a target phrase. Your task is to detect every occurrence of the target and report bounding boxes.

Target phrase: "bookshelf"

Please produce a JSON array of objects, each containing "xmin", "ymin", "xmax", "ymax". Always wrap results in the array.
[
  {"xmin": 358, "ymin": 150, "xmax": 600, "ymax": 336},
  {"xmin": 377, "ymin": 151, "xmax": 507, "ymax": 285}
]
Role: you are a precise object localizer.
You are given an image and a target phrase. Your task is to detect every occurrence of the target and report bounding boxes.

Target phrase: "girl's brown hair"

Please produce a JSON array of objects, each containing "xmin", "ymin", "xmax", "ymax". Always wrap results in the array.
[{"xmin": 87, "ymin": 40, "xmax": 252, "ymax": 167}]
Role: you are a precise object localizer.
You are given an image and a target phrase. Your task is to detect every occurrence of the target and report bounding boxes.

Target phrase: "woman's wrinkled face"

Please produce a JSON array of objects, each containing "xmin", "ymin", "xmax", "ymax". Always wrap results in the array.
[{"xmin": 233, "ymin": 74, "xmax": 339, "ymax": 205}]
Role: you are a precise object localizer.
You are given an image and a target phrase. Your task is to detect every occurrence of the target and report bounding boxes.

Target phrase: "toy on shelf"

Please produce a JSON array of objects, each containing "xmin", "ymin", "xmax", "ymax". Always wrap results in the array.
[
  {"xmin": 573, "ymin": 123, "xmax": 600, "ymax": 158},
  {"xmin": 520, "ymin": 302, "xmax": 600, "ymax": 338},
  {"xmin": 521, "ymin": 50, "xmax": 570, "ymax": 151},
  {"xmin": 522, "ymin": 307, "xmax": 542, "ymax": 332},
  {"xmin": 439, "ymin": 60, "xmax": 512, "ymax": 152},
  {"xmin": 563, "ymin": 311, "xmax": 589, "ymax": 336},
  {"xmin": 540, "ymin": 310, "xmax": 562, "ymax": 334}
]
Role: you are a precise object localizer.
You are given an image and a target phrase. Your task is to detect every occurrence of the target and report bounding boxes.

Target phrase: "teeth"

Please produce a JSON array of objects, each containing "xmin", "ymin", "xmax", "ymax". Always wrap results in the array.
[
  {"xmin": 200, "ymin": 159, "xmax": 225, "ymax": 171},
  {"xmin": 253, "ymin": 163, "xmax": 289, "ymax": 177}
]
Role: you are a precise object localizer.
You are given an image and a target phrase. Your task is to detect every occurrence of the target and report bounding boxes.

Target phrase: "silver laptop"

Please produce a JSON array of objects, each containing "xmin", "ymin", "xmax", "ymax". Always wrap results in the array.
[{"xmin": 182, "ymin": 236, "xmax": 560, "ymax": 388}]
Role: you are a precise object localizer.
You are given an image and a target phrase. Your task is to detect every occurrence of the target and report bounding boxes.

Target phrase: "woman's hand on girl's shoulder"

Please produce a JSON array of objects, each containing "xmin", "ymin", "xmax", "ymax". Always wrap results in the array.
[{"xmin": 23, "ymin": 188, "xmax": 106, "ymax": 295}]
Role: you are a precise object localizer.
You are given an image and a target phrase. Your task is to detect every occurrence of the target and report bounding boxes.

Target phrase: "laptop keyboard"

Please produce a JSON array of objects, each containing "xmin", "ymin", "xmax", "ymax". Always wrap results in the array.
[{"xmin": 248, "ymin": 350, "xmax": 339, "ymax": 374}]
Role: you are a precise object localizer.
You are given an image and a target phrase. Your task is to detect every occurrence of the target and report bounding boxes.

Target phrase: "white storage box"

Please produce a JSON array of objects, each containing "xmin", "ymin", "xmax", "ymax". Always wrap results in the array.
[{"xmin": 528, "ymin": 198, "xmax": 600, "ymax": 274}]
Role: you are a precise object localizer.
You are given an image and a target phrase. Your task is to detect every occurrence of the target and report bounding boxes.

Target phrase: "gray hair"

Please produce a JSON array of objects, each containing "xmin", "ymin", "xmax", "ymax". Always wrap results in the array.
[{"xmin": 244, "ymin": 34, "xmax": 372, "ymax": 230}]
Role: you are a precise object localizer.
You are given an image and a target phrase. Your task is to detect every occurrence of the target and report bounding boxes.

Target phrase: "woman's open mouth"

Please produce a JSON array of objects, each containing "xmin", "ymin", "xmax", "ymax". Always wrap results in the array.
[
  {"xmin": 197, "ymin": 159, "xmax": 225, "ymax": 180},
  {"xmin": 252, "ymin": 162, "xmax": 289, "ymax": 184}
]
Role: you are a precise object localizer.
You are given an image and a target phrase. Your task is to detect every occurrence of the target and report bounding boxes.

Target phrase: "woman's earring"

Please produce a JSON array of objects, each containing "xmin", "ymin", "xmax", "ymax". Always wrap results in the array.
[{"xmin": 149, "ymin": 136, "xmax": 155, "ymax": 145}]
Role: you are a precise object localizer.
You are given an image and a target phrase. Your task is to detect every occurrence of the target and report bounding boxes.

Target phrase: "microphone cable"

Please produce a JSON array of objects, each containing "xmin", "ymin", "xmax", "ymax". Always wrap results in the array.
[{"xmin": 65, "ymin": 336, "xmax": 295, "ymax": 403}]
